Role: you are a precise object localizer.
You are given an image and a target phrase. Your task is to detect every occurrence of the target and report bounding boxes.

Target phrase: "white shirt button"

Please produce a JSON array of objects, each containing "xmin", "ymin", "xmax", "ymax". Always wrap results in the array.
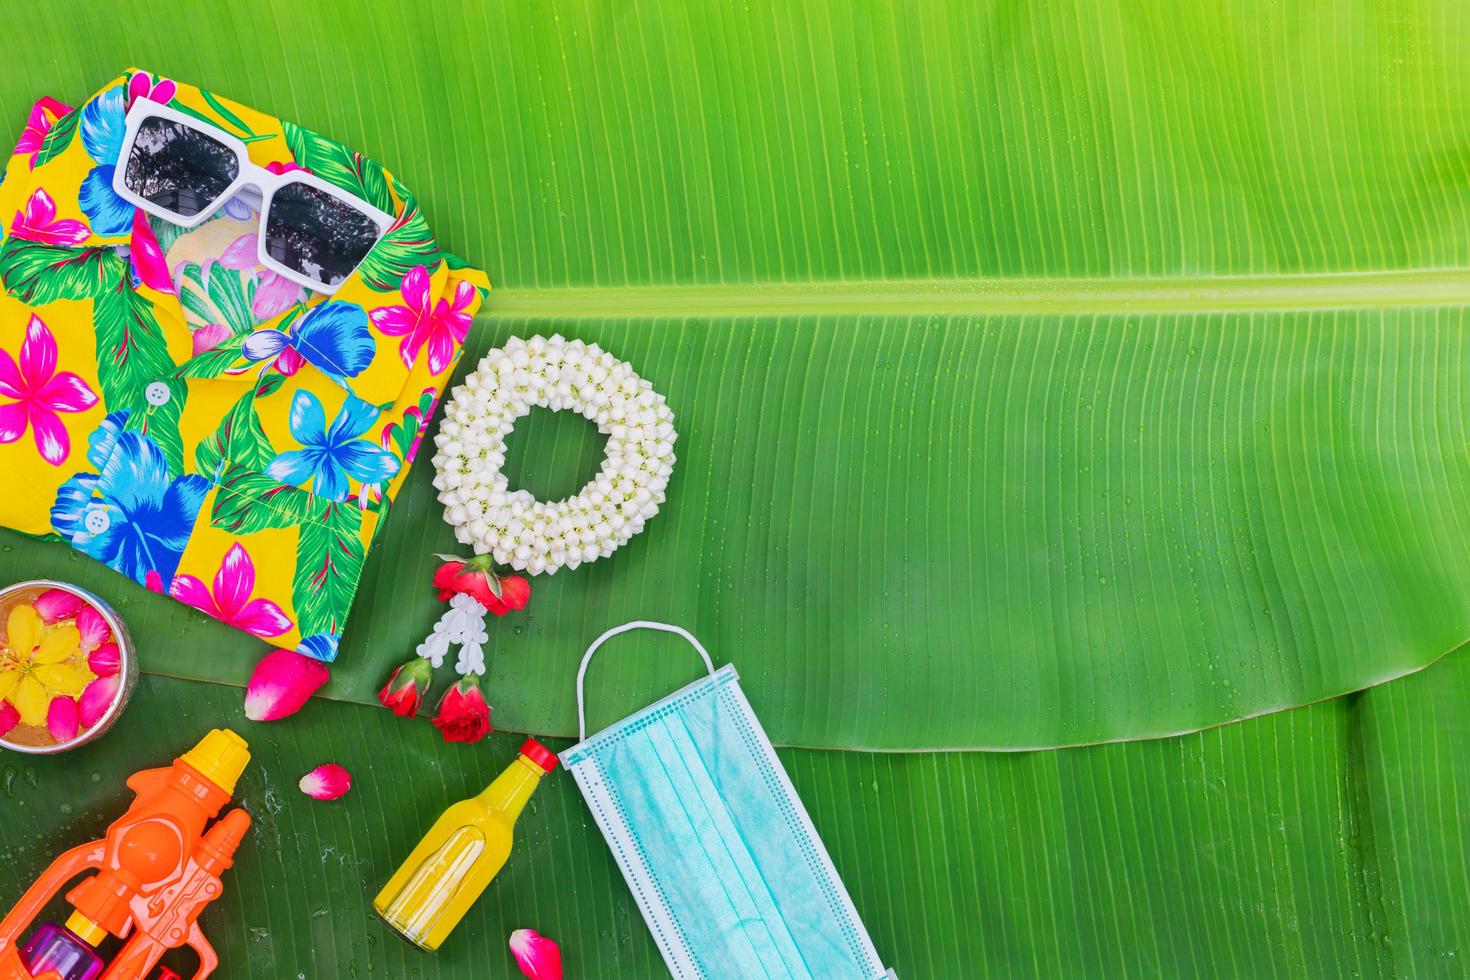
[
  {"xmin": 145, "ymin": 382, "xmax": 171, "ymax": 407},
  {"xmin": 83, "ymin": 508, "xmax": 111, "ymax": 534}
]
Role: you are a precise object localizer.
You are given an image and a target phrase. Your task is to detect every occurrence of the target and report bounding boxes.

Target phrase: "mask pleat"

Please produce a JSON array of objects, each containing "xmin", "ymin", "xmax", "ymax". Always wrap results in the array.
[
  {"xmin": 597, "ymin": 698, "xmax": 786, "ymax": 977},
  {"xmin": 657, "ymin": 710, "xmax": 813, "ymax": 979},
  {"xmin": 710, "ymin": 686, "xmax": 879, "ymax": 974},
  {"xmin": 568, "ymin": 656, "xmax": 891, "ymax": 980}
]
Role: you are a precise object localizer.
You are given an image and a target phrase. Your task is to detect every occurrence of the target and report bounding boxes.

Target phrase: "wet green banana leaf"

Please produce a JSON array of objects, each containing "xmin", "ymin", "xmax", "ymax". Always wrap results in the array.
[
  {"xmin": 4, "ymin": 0, "xmax": 1470, "ymax": 750},
  {"xmin": 2, "ymin": 1, "xmax": 1469, "ymax": 977},
  {"xmin": 0, "ymin": 649, "xmax": 1466, "ymax": 977}
]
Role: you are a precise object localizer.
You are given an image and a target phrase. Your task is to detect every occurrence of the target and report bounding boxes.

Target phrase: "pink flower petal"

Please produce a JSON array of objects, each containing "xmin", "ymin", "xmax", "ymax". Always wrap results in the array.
[
  {"xmin": 212, "ymin": 543, "xmax": 256, "ymax": 621},
  {"xmin": 232, "ymin": 598, "xmax": 292, "ymax": 639},
  {"xmin": 253, "ymin": 273, "xmax": 303, "ymax": 319},
  {"xmin": 144, "ymin": 570, "xmax": 164, "ymax": 594},
  {"xmin": 424, "ymin": 325, "xmax": 458, "ymax": 376},
  {"xmin": 0, "ymin": 403, "xmax": 25, "ymax": 445},
  {"xmin": 14, "ymin": 194, "xmax": 87, "ymax": 246},
  {"xmin": 30, "ymin": 221, "xmax": 90, "ymax": 247},
  {"xmin": 0, "ymin": 348, "xmax": 24, "ymax": 399},
  {"xmin": 20, "ymin": 315, "xmax": 57, "ymax": 386},
  {"xmin": 16, "ymin": 103, "xmax": 52, "ymax": 156},
  {"xmin": 37, "ymin": 371, "xmax": 99, "ymax": 414},
  {"xmin": 46, "ymin": 696, "xmax": 79, "ymax": 743},
  {"xmin": 127, "ymin": 73, "xmax": 150, "ymax": 106},
  {"xmin": 130, "ymin": 209, "xmax": 174, "ymax": 294},
  {"xmin": 169, "ymin": 573, "xmax": 219, "ymax": 619},
  {"xmin": 368, "ymin": 305, "xmax": 419, "ymax": 338},
  {"xmin": 75, "ymin": 604, "xmax": 111, "ymax": 652},
  {"xmin": 88, "ymin": 641, "xmax": 120, "ymax": 678},
  {"xmin": 244, "ymin": 649, "xmax": 330, "ymax": 721},
  {"xmin": 275, "ymin": 346, "xmax": 305, "ymax": 376},
  {"xmin": 0, "ymin": 701, "xmax": 17, "ymax": 738},
  {"xmin": 23, "ymin": 189, "xmax": 57, "ymax": 229},
  {"xmin": 29, "ymin": 404, "xmax": 71, "ymax": 465},
  {"xmin": 79, "ymin": 675, "xmax": 119, "ymax": 729},
  {"xmin": 400, "ymin": 265, "xmax": 432, "ymax": 315},
  {"xmin": 151, "ymin": 80, "xmax": 176, "ymax": 104},
  {"xmin": 191, "ymin": 323, "xmax": 234, "ymax": 356},
  {"xmin": 298, "ymin": 763, "xmax": 351, "ymax": 800},
  {"xmin": 34, "ymin": 588, "xmax": 83, "ymax": 624},
  {"xmin": 217, "ymin": 232, "xmax": 259, "ymax": 271},
  {"xmin": 508, "ymin": 929, "xmax": 563, "ymax": 980},
  {"xmin": 446, "ymin": 278, "xmax": 478, "ymax": 315}
]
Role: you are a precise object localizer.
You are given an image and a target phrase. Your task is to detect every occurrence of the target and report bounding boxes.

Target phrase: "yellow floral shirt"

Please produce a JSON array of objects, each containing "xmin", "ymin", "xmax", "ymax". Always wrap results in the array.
[{"xmin": 0, "ymin": 70, "xmax": 488, "ymax": 661}]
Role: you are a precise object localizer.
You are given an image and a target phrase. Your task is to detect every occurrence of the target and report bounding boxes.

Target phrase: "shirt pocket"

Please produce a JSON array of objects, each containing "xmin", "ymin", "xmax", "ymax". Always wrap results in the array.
[{"xmin": 180, "ymin": 365, "xmax": 387, "ymax": 656}]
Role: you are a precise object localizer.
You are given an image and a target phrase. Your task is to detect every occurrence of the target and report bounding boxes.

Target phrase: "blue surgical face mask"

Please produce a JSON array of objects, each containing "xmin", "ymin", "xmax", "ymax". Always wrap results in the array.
[{"xmin": 561, "ymin": 621, "xmax": 897, "ymax": 980}]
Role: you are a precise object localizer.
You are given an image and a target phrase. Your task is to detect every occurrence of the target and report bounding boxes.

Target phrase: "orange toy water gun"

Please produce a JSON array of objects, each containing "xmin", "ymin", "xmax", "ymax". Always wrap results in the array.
[{"xmin": 0, "ymin": 730, "xmax": 253, "ymax": 980}]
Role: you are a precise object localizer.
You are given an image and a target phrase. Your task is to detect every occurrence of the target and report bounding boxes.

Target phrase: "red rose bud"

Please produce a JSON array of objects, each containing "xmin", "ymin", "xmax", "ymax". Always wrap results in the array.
[
  {"xmin": 379, "ymin": 658, "xmax": 433, "ymax": 717},
  {"xmin": 432, "ymin": 558, "xmax": 530, "ymax": 616},
  {"xmin": 493, "ymin": 575, "xmax": 531, "ymax": 616},
  {"xmin": 432, "ymin": 676, "xmax": 492, "ymax": 743}
]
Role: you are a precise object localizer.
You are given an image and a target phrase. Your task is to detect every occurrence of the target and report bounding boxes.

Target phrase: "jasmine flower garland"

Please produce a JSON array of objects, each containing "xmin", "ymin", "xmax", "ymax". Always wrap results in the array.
[{"xmin": 431, "ymin": 334, "xmax": 677, "ymax": 575}]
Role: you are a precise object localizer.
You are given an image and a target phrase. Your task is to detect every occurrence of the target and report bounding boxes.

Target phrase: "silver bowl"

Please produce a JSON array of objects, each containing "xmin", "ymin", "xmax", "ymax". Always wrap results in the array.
[{"xmin": 0, "ymin": 579, "xmax": 137, "ymax": 754}]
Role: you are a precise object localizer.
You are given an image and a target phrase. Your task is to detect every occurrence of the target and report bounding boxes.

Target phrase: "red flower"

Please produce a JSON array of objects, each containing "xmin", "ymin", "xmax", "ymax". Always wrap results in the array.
[
  {"xmin": 378, "ymin": 658, "xmax": 433, "ymax": 717},
  {"xmin": 432, "ymin": 676, "xmax": 492, "ymax": 743},
  {"xmin": 432, "ymin": 558, "xmax": 530, "ymax": 616}
]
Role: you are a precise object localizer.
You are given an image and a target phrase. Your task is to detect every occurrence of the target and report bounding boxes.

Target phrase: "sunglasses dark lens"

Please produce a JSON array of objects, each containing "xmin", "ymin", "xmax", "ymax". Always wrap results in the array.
[
  {"xmin": 122, "ymin": 116, "xmax": 240, "ymax": 218},
  {"xmin": 264, "ymin": 182, "xmax": 382, "ymax": 288}
]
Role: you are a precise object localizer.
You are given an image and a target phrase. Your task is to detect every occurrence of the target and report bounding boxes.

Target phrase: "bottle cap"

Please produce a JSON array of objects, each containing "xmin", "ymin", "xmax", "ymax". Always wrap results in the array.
[
  {"xmin": 519, "ymin": 738, "xmax": 558, "ymax": 773},
  {"xmin": 181, "ymin": 728, "xmax": 251, "ymax": 795}
]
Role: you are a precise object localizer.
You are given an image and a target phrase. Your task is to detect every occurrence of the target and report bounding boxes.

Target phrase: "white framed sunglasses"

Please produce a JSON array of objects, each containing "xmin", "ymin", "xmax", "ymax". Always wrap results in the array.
[{"xmin": 110, "ymin": 99, "xmax": 393, "ymax": 294}]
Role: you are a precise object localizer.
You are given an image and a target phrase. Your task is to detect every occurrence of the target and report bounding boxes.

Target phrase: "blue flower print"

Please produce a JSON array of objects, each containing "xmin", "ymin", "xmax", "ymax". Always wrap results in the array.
[
  {"xmin": 266, "ymin": 391, "xmax": 400, "ymax": 501},
  {"xmin": 50, "ymin": 413, "xmax": 209, "ymax": 588},
  {"xmin": 242, "ymin": 302, "xmax": 374, "ymax": 381},
  {"xmin": 78, "ymin": 84, "xmax": 132, "ymax": 236},
  {"xmin": 297, "ymin": 631, "xmax": 340, "ymax": 662}
]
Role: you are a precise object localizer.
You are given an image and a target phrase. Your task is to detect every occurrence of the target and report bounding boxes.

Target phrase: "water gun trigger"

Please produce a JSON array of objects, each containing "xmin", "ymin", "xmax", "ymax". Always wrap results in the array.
[{"xmin": 182, "ymin": 923, "xmax": 216, "ymax": 980}]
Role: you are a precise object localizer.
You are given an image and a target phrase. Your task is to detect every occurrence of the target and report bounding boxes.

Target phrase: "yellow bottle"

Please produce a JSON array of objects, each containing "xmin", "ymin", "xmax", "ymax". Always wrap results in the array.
[{"xmin": 374, "ymin": 738, "xmax": 558, "ymax": 950}]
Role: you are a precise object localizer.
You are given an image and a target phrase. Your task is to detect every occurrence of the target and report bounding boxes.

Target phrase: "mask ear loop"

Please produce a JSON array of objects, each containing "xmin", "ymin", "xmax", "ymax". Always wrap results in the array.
[{"xmin": 575, "ymin": 621, "xmax": 716, "ymax": 742}]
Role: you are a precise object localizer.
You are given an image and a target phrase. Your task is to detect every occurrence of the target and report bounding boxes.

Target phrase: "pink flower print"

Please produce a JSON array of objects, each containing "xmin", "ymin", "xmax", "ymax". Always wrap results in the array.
[
  {"xmin": 266, "ymin": 161, "xmax": 307, "ymax": 175},
  {"xmin": 190, "ymin": 323, "xmax": 234, "ymax": 356},
  {"xmin": 368, "ymin": 266, "xmax": 474, "ymax": 375},
  {"xmin": 274, "ymin": 345, "xmax": 305, "ymax": 375},
  {"xmin": 10, "ymin": 189, "xmax": 89, "ymax": 246},
  {"xmin": 0, "ymin": 316, "xmax": 99, "ymax": 465},
  {"xmin": 127, "ymin": 72, "xmax": 176, "ymax": 109},
  {"xmin": 218, "ymin": 233, "xmax": 306, "ymax": 319},
  {"xmin": 130, "ymin": 210, "xmax": 174, "ymax": 294},
  {"xmin": 169, "ymin": 543, "xmax": 291, "ymax": 638},
  {"xmin": 14, "ymin": 98, "xmax": 67, "ymax": 165}
]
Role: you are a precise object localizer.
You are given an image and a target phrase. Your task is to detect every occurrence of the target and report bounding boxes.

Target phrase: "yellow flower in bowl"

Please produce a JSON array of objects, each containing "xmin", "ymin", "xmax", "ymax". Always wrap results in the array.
[{"xmin": 0, "ymin": 604, "xmax": 87, "ymax": 726}]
